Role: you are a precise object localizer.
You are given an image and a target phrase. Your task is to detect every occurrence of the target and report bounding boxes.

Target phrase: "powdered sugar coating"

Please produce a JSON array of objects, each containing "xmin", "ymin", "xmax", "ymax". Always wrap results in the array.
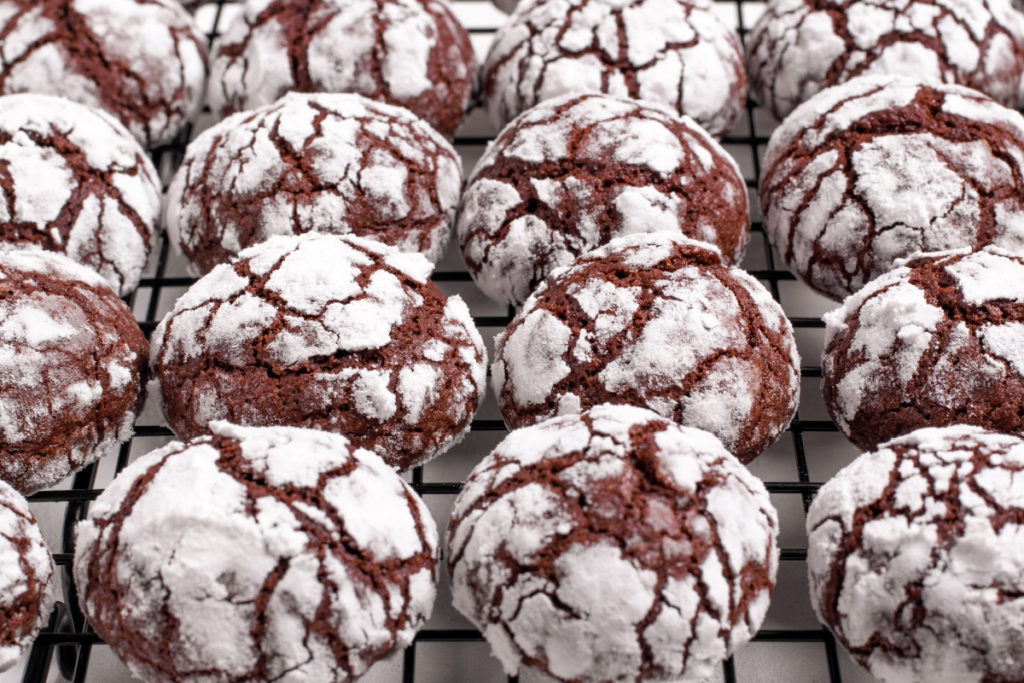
[
  {"xmin": 807, "ymin": 425, "xmax": 1024, "ymax": 682},
  {"xmin": 493, "ymin": 232, "xmax": 800, "ymax": 464},
  {"xmin": 482, "ymin": 0, "xmax": 747, "ymax": 137},
  {"xmin": 0, "ymin": 0, "xmax": 207, "ymax": 148},
  {"xmin": 748, "ymin": 0, "xmax": 1024, "ymax": 119},
  {"xmin": 447, "ymin": 404, "xmax": 779, "ymax": 681},
  {"xmin": 0, "ymin": 480, "xmax": 54, "ymax": 672},
  {"xmin": 0, "ymin": 248, "xmax": 147, "ymax": 494},
  {"xmin": 761, "ymin": 76, "xmax": 1024, "ymax": 301},
  {"xmin": 0, "ymin": 93, "xmax": 160, "ymax": 295},
  {"xmin": 208, "ymin": 0, "xmax": 477, "ymax": 138},
  {"xmin": 166, "ymin": 92, "xmax": 463, "ymax": 275},
  {"xmin": 74, "ymin": 421, "xmax": 438, "ymax": 682},
  {"xmin": 151, "ymin": 233, "xmax": 487, "ymax": 471},
  {"xmin": 457, "ymin": 93, "xmax": 750, "ymax": 307},
  {"xmin": 823, "ymin": 246, "xmax": 1024, "ymax": 451}
]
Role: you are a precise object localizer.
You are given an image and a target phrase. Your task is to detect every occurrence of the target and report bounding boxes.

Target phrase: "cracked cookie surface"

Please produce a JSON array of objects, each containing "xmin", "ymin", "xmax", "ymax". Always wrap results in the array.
[
  {"xmin": 492, "ymin": 232, "xmax": 800, "ymax": 464},
  {"xmin": 208, "ymin": 0, "xmax": 477, "ymax": 138},
  {"xmin": 823, "ymin": 246, "xmax": 1024, "ymax": 451},
  {"xmin": 74, "ymin": 421, "xmax": 439, "ymax": 682},
  {"xmin": 151, "ymin": 232, "xmax": 487, "ymax": 471},
  {"xmin": 807, "ymin": 425, "xmax": 1024, "ymax": 682},
  {"xmin": 482, "ymin": 0, "xmax": 747, "ymax": 137},
  {"xmin": 166, "ymin": 92, "xmax": 463, "ymax": 275},
  {"xmin": 447, "ymin": 404, "xmax": 779, "ymax": 682},
  {"xmin": 0, "ymin": 0, "xmax": 207, "ymax": 148},
  {"xmin": 0, "ymin": 248, "xmax": 147, "ymax": 494},
  {"xmin": 761, "ymin": 76, "xmax": 1024, "ymax": 302},
  {"xmin": 457, "ymin": 93, "xmax": 750, "ymax": 307},
  {"xmin": 0, "ymin": 479, "xmax": 54, "ymax": 673},
  {"xmin": 0, "ymin": 94, "xmax": 161, "ymax": 296},
  {"xmin": 747, "ymin": 0, "xmax": 1024, "ymax": 119}
]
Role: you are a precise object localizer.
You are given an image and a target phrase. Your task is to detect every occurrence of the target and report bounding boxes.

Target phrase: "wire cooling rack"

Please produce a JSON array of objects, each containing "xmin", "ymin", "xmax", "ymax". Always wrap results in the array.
[{"xmin": 5, "ymin": 1, "xmax": 883, "ymax": 681}]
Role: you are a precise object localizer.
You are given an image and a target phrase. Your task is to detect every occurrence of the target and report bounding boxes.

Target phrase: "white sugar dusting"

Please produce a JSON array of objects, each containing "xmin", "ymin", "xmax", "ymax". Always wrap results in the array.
[
  {"xmin": 495, "ymin": 232, "xmax": 798, "ymax": 461},
  {"xmin": 807, "ymin": 425, "xmax": 1024, "ymax": 682},
  {"xmin": 151, "ymin": 232, "xmax": 486, "ymax": 470},
  {"xmin": 208, "ymin": 0, "xmax": 475, "ymax": 133},
  {"xmin": 73, "ymin": 423, "xmax": 439, "ymax": 682},
  {"xmin": 483, "ymin": 0, "xmax": 746, "ymax": 136},
  {"xmin": 457, "ymin": 93, "xmax": 749, "ymax": 307},
  {"xmin": 0, "ymin": 94, "xmax": 160, "ymax": 295},
  {"xmin": 167, "ymin": 92, "xmax": 462, "ymax": 272},
  {"xmin": 761, "ymin": 76, "xmax": 1024, "ymax": 301},
  {"xmin": 749, "ymin": 0, "xmax": 1024, "ymax": 119},
  {"xmin": 447, "ymin": 405, "xmax": 779, "ymax": 681},
  {"xmin": 0, "ymin": 1, "xmax": 205, "ymax": 147},
  {"xmin": 0, "ymin": 479, "xmax": 55, "ymax": 672}
]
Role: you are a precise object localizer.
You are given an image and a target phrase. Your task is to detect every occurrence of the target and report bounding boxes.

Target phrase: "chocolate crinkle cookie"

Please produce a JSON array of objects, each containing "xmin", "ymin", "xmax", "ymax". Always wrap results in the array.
[
  {"xmin": 447, "ymin": 404, "xmax": 779, "ymax": 682},
  {"xmin": 761, "ymin": 76, "xmax": 1024, "ymax": 302},
  {"xmin": 0, "ymin": 479, "xmax": 54, "ymax": 673},
  {"xmin": 482, "ymin": 0, "xmax": 747, "ymax": 137},
  {"xmin": 747, "ymin": 0, "xmax": 1024, "ymax": 120},
  {"xmin": 74, "ymin": 421, "xmax": 439, "ymax": 682},
  {"xmin": 823, "ymin": 246, "xmax": 1024, "ymax": 452},
  {"xmin": 167, "ymin": 92, "xmax": 463, "ymax": 275},
  {"xmin": 493, "ymin": 232, "xmax": 800, "ymax": 464},
  {"xmin": 150, "ymin": 233, "xmax": 487, "ymax": 471},
  {"xmin": 0, "ymin": 93, "xmax": 161, "ymax": 296},
  {"xmin": 458, "ymin": 93, "xmax": 750, "ymax": 307},
  {"xmin": 0, "ymin": 249, "xmax": 147, "ymax": 494},
  {"xmin": 208, "ymin": 0, "xmax": 476, "ymax": 138},
  {"xmin": 808, "ymin": 425, "xmax": 1024, "ymax": 682},
  {"xmin": 0, "ymin": 0, "xmax": 207, "ymax": 148}
]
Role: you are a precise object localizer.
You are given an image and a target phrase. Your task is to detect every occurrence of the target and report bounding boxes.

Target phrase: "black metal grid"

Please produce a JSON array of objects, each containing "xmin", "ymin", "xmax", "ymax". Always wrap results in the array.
[{"xmin": 13, "ymin": 1, "xmax": 859, "ymax": 681}]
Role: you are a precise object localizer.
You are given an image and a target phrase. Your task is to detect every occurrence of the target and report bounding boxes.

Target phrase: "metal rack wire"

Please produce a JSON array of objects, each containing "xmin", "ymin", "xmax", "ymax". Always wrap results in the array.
[{"xmin": 14, "ymin": 0, "xmax": 869, "ymax": 681}]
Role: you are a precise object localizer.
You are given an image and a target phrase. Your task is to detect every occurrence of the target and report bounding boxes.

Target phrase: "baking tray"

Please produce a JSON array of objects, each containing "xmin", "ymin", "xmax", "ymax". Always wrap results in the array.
[{"xmin": 3, "ymin": 0, "xmax": 880, "ymax": 681}]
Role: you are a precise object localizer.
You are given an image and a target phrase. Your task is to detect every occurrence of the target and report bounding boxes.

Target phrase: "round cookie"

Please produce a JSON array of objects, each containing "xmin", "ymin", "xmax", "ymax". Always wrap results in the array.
[
  {"xmin": 747, "ymin": 0, "xmax": 1024, "ymax": 120},
  {"xmin": 0, "ymin": 248, "xmax": 147, "ymax": 494},
  {"xmin": 761, "ymin": 76, "xmax": 1024, "ymax": 302},
  {"xmin": 74, "ymin": 421, "xmax": 439, "ymax": 682},
  {"xmin": 458, "ymin": 93, "xmax": 750, "ymax": 307},
  {"xmin": 823, "ymin": 246, "xmax": 1024, "ymax": 451},
  {"xmin": 167, "ymin": 92, "xmax": 463, "ymax": 275},
  {"xmin": 482, "ymin": 0, "xmax": 747, "ymax": 137},
  {"xmin": 807, "ymin": 425, "xmax": 1024, "ymax": 682},
  {"xmin": 150, "ymin": 232, "xmax": 487, "ymax": 471},
  {"xmin": 447, "ymin": 404, "xmax": 779, "ymax": 682},
  {"xmin": 0, "ymin": 479, "xmax": 54, "ymax": 672},
  {"xmin": 208, "ymin": 0, "xmax": 476, "ymax": 138},
  {"xmin": 492, "ymin": 232, "xmax": 800, "ymax": 464},
  {"xmin": 0, "ymin": 93, "xmax": 161, "ymax": 296},
  {"xmin": 0, "ymin": 0, "xmax": 207, "ymax": 148}
]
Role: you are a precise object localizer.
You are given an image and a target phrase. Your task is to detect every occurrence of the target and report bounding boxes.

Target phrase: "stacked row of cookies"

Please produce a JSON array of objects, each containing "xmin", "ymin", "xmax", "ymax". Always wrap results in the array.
[
  {"xmin": 3, "ymin": 0, "xmax": 1024, "ymax": 682},
  {"xmin": 740, "ymin": 0, "xmax": 1024, "ymax": 679}
]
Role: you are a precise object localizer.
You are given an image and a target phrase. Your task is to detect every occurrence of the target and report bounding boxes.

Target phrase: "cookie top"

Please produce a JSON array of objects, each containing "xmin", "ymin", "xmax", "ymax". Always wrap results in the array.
[
  {"xmin": 0, "ymin": 93, "xmax": 161, "ymax": 295},
  {"xmin": 823, "ymin": 246, "xmax": 1024, "ymax": 451},
  {"xmin": 748, "ymin": 0, "xmax": 1024, "ymax": 119},
  {"xmin": 482, "ymin": 0, "xmax": 747, "ymax": 137},
  {"xmin": 0, "ymin": 0, "xmax": 207, "ymax": 148},
  {"xmin": 151, "ymin": 233, "xmax": 487, "ymax": 471},
  {"xmin": 74, "ymin": 421, "xmax": 439, "ymax": 682},
  {"xmin": 493, "ymin": 232, "xmax": 800, "ymax": 463},
  {"xmin": 0, "ymin": 479, "xmax": 54, "ymax": 672},
  {"xmin": 458, "ymin": 93, "xmax": 750, "ymax": 307},
  {"xmin": 761, "ymin": 76, "xmax": 1024, "ymax": 301},
  {"xmin": 0, "ymin": 248, "xmax": 148, "ymax": 494},
  {"xmin": 807, "ymin": 425, "xmax": 1024, "ymax": 682},
  {"xmin": 208, "ymin": 0, "xmax": 477, "ymax": 138},
  {"xmin": 166, "ymin": 92, "xmax": 464, "ymax": 274},
  {"xmin": 448, "ymin": 404, "xmax": 779, "ymax": 681}
]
